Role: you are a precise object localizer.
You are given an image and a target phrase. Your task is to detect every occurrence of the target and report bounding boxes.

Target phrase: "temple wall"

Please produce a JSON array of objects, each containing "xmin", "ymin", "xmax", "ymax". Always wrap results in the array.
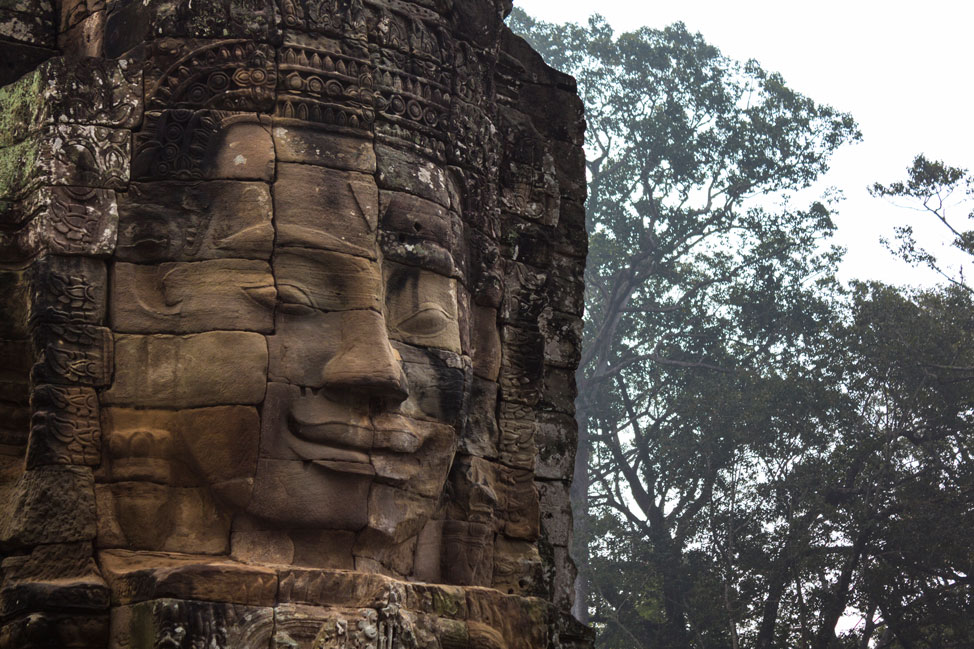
[{"xmin": 0, "ymin": 2, "xmax": 589, "ymax": 648}]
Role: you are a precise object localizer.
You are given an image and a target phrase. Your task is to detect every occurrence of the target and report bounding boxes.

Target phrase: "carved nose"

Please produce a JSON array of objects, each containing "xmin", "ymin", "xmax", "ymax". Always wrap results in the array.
[{"xmin": 321, "ymin": 310, "xmax": 408, "ymax": 403}]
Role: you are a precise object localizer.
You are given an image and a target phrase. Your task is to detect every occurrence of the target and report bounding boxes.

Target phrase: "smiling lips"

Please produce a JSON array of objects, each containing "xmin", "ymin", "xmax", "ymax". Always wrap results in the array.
[{"xmin": 286, "ymin": 411, "xmax": 423, "ymax": 468}]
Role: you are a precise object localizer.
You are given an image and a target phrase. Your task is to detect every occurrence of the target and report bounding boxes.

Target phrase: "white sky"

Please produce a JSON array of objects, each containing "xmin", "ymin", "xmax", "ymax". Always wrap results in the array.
[{"xmin": 515, "ymin": 0, "xmax": 974, "ymax": 288}]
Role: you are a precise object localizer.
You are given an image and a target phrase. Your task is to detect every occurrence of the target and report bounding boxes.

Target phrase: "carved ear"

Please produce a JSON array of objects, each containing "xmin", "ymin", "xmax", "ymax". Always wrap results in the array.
[{"xmin": 129, "ymin": 264, "xmax": 181, "ymax": 315}]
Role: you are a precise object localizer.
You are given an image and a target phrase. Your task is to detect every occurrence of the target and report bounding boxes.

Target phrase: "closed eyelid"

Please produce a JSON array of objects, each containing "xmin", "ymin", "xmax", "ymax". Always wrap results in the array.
[
  {"xmin": 393, "ymin": 302, "xmax": 452, "ymax": 336},
  {"xmin": 277, "ymin": 283, "xmax": 316, "ymax": 311}
]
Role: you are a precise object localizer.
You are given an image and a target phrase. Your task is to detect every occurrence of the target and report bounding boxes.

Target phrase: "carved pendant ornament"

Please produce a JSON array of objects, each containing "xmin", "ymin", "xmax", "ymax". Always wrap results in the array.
[{"xmin": 0, "ymin": 1, "xmax": 589, "ymax": 648}]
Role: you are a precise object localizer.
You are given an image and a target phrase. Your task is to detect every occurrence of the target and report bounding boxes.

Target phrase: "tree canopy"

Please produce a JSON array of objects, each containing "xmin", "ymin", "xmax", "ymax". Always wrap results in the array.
[{"xmin": 509, "ymin": 8, "xmax": 974, "ymax": 648}]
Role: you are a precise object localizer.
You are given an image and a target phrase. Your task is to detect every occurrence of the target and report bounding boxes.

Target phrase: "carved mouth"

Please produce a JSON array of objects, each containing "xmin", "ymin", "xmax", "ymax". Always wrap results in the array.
[{"xmin": 285, "ymin": 412, "xmax": 373, "ymax": 467}]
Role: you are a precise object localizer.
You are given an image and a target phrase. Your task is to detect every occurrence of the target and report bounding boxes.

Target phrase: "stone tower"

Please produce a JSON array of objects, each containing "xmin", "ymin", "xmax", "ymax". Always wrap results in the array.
[{"xmin": 0, "ymin": 1, "xmax": 589, "ymax": 647}]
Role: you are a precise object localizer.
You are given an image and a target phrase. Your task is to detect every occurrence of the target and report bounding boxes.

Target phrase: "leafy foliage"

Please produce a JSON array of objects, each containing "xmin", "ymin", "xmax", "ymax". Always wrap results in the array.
[
  {"xmin": 871, "ymin": 155, "xmax": 974, "ymax": 290},
  {"xmin": 509, "ymin": 9, "xmax": 974, "ymax": 649}
]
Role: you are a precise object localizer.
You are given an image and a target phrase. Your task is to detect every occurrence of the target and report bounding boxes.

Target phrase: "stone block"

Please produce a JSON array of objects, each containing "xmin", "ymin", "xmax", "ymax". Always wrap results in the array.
[
  {"xmin": 101, "ymin": 406, "xmax": 259, "ymax": 494},
  {"xmin": 552, "ymin": 198, "xmax": 587, "ymax": 259},
  {"xmin": 143, "ymin": 39, "xmax": 276, "ymax": 112},
  {"xmin": 0, "ymin": 339, "xmax": 31, "ymax": 405},
  {"xmin": 498, "ymin": 260, "xmax": 548, "ymax": 325},
  {"xmin": 492, "ymin": 537, "xmax": 543, "ymax": 599},
  {"xmin": 540, "ymin": 365, "xmax": 577, "ymax": 416},
  {"xmin": 550, "ymin": 138, "xmax": 587, "ymax": 203},
  {"xmin": 0, "ymin": 611, "xmax": 109, "ymax": 649},
  {"xmin": 371, "ymin": 413, "xmax": 456, "ymax": 498},
  {"xmin": 273, "ymin": 120, "xmax": 375, "ymax": 172},
  {"xmin": 116, "ymin": 181, "xmax": 273, "ymax": 262},
  {"xmin": 99, "ymin": 550, "xmax": 278, "ymax": 606},
  {"xmin": 0, "ymin": 465, "xmax": 96, "ymax": 549},
  {"xmin": 276, "ymin": 568, "xmax": 395, "ymax": 608},
  {"xmin": 395, "ymin": 342, "xmax": 469, "ymax": 426},
  {"xmin": 132, "ymin": 110, "xmax": 274, "ymax": 181},
  {"xmin": 273, "ymin": 603, "xmax": 380, "ymax": 649},
  {"xmin": 30, "ymin": 323, "xmax": 113, "ymax": 387},
  {"xmin": 0, "ymin": 541, "xmax": 108, "ymax": 618},
  {"xmin": 27, "ymin": 255, "xmax": 107, "ymax": 325},
  {"xmin": 105, "ymin": 0, "xmax": 281, "ymax": 57},
  {"xmin": 59, "ymin": 0, "xmax": 104, "ymax": 33},
  {"xmin": 548, "ymin": 253, "xmax": 585, "ymax": 317},
  {"xmin": 11, "ymin": 187, "xmax": 117, "ymax": 257},
  {"xmin": 439, "ymin": 519, "xmax": 493, "ymax": 587},
  {"xmin": 540, "ymin": 309, "xmax": 582, "ymax": 369},
  {"xmin": 278, "ymin": 0, "xmax": 367, "ymax": 39},
  {"xmin": 0, "ymin": 402, "xmax": 30, "ymax": 449},
  {"xmin": 384, "ymin": 262, "xmax": 461, "ymax": 354},
  {"xmin": 0, "ymin": 3, "xmax": 55, "ymax": 89},
  {"xmin": 110, "ymin": 259, "xmax": 275, "ymax": 333},
  {"xmin": 0, "ymin": 56, "xmax": 141, "ymax": 147},
  {"xmin": 363, "ymin": 483, "xmax": 435, "ymax": 544},
  {"xmin": 516, "ymin": 83, "xmax": 586, "ymax": 147},
  {"xmin": 266, "ymin": 308, "xmax": 353, "ymax": 387},
  {"xmin": 470, "ymin": 304, "xmax": 501, "ymax": 381},
  {"xmin": 0, "ymin": 270, "xmax": 27, "ymax": 338},
  {"xmin": 499, "ymin": 215, "xmax": 554, "ymax": 269},
  {"xmin": 458, "ymin": 377, "xmax": 499, "ymax": 460},
  {"xmin": 26, "ymin": 384, "xmax": 100, "ymax": 467},
  {"xmin": 230, "ymin": 529, "xmax": 355, "ymax": 570},
  {"xmin": 274, "ymin": 163, "xmax": 379, "ymax": 258},
  {"xmin": 499, "ymin": 325, "xmax": 544, "ymax": 406},
  {"xmin": 94, "ymin": 482, "xmax": 231, "ymax": 554},
  {"xmin": 379, "ymin": 190, "xmax": 465, "ymax": 280},
  {"xmin": 247, "ymin": 458, "xmax": 372, "ymax": 529},
  {"xmin": 102, "ymin": 331, "xmax": 268, "ymax": 407},
  {"xmin": 537, "ymin": 481, "xmax": 572, "ymax": 548},
  {"xmin": 548, "ymin": 546, "xmax": 577, "ymax": 613},
  {"xmin": 0, "ymin": 2, "xmax": 54, "ymax": 48},
  {"xmin": 57, "ymin": 8, "xmax": 104, "ymax": 59},
  {"xmin": 498, "ymin": 401, "xmax": 536, "ymax": 471},
  {"xmin": 273, "ymin": 247, "xmax": 381, "ymax": 309},
  {"xmin": 109, "ymin": 598, "xmax": 275, "ymax": 648},
  {"xmin": 0, "ymin": 125, "xmax": 130, "ymax": 200},
  {"xmin": 448, "ymin": 456, "xmax": 539, "ymax": 542},
  {"xmin": 274, "ymin": 34, "xmax": 375, "ymax": 136},
  {"xmin": 258, "ymin": 381, "xmax": 372, "ymax": 463},
  {"xmin": 375, "ymin": 144, "xmax": 460, "ymax": 211},
  {"xmin": 534, "ymin": 411, "xmax": 577, "ymax": 481}
]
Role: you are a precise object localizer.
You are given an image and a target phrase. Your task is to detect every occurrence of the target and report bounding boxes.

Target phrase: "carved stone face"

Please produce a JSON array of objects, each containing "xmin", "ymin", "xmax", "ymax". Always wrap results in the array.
[
  {"xmin": 247, "ymin": 166, "xmax": 465, "ymax": 539},
  {"xmin": 98, "ymin": 131, "xmax": 474, "ymax": 570},
  {"xmin": 0, "ymin": 1, "xmax": 588, "ymax": 647}
]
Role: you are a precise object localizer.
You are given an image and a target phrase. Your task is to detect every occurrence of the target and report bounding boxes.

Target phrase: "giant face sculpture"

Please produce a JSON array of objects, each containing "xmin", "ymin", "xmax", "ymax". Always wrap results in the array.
[{"xmin": 0, "ymin": 1, "xmax": 588, "ymax": 648}]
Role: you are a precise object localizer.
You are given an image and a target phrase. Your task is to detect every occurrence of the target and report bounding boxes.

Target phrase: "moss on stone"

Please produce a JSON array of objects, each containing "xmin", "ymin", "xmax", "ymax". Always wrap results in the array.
[{"xmin": 0, "ymin": 63, "xmax": 43, "ymax": 148}]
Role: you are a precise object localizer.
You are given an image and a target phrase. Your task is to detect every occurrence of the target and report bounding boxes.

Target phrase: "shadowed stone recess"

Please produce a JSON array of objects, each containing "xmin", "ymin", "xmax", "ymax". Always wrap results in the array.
[{"xmin": 0, "ymin": 1, "xmax": 591, "ymax": 648}]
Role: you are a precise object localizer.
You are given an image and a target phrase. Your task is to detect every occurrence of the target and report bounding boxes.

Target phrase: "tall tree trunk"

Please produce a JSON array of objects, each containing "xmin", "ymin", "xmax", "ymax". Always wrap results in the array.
[
  {"xmin": 649, "ymin": 526, "xmax": 692, "ymax": 649},
  {"xmin": 755, "ymin": 560, "xmax": 791, "ymax": 649},
  {"xmin": 812, "ymin": 534, "xmax": 867, "ymax": 649},
  {"xmin": 571, "ymin": 408, "xmax": 591, "ymax": 623}
]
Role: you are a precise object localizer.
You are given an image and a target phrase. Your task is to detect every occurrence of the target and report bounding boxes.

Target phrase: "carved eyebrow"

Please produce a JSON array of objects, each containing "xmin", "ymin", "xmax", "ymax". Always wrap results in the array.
[{"xmin": 277, "ymin": 224, "xmax": 375, "ymax": 259}]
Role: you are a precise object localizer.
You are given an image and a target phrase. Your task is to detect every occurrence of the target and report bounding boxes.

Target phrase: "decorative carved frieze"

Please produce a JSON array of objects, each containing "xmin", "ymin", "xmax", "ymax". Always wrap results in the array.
[
  {"xmin": 27, "ymin": 384, "xmax": 100, "ymax": 467},
  {"xmin": 145, "ymin": 39, "xmax": 277, "ymax": 113},
  {"xmin": 0, "ymin": 124, "xmax": 130, "ymax": 200}
]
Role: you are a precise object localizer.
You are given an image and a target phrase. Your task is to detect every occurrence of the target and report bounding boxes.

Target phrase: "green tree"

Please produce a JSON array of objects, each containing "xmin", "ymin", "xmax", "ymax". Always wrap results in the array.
[
  {"xmin": 870, "ymin": 154, "xmax": 974, "ymax": 291},
  {"xmin": 508, "ymin": 11, "xmax": 974, "ymax": 649},
  {"xmin": 508, "ymin": 8, "xmax": 860, "ymax": 647}
]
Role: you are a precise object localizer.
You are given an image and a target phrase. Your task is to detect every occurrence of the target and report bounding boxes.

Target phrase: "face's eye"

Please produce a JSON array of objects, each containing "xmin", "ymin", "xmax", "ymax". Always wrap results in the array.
[
  {"xmin": 394, "ymin": 302, "xmax": 451, "ymax": 337},
  {"xmin": 277, "ymin": 283, "xmax": 316, "ymax": 315}
]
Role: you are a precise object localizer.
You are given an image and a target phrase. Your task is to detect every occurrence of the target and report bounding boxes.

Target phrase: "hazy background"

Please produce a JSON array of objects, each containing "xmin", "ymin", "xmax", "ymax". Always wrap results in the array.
[{"xmin": 515, "ymin": 0, "xmax": 974, "ymax": 287}]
